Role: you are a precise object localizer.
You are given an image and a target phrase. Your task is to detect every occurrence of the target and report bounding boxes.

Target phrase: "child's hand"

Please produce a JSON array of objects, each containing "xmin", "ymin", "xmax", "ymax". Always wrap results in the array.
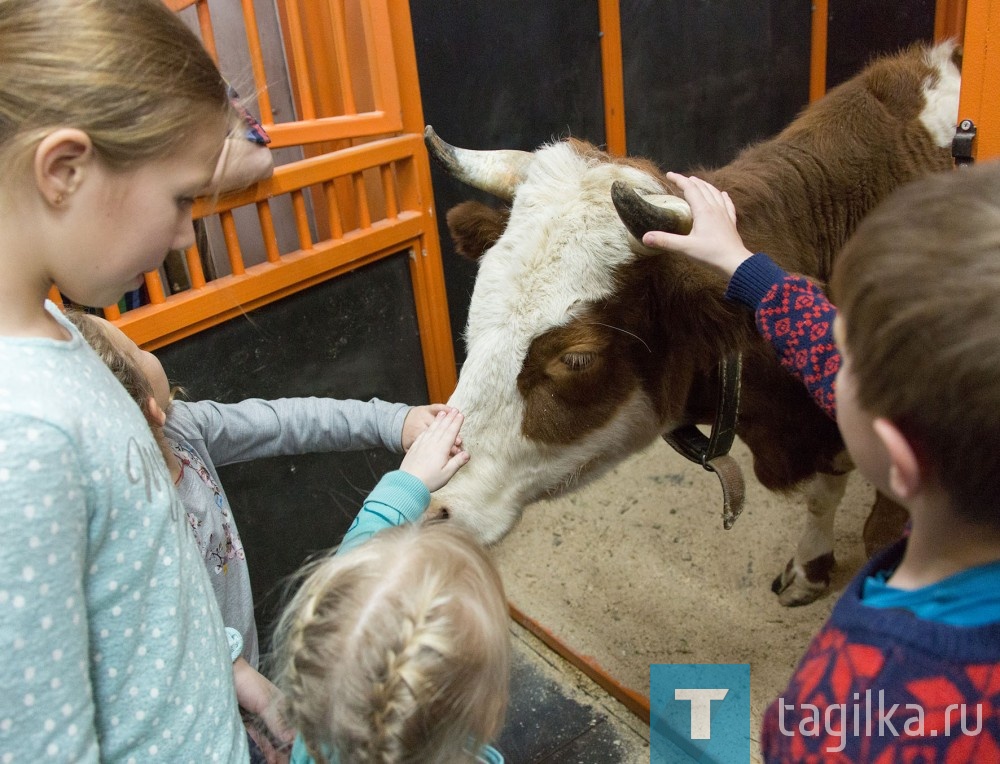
[
  {"xmin": 233, "ymin": 657, "xmax": 295, "ymax": 762},
  {"xmin": 399, "ymin": 408, "xmax": 470, "ymax": 492},
  {"xmin": 642, "ymin": 172, "xmax": 754, "ymax": 278},
  {"xmin": 402, "ymin": 403, "xmax": 462, "ymax": 451}
]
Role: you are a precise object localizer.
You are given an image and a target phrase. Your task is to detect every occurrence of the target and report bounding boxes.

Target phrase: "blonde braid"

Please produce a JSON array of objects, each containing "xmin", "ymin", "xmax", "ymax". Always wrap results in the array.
[
  {"xmin": 366, "ymin": 588, "xmax": 453, "ymax": 763},
  {"xmin": 272, "ymin": 562, "xmax": 351, "ymax": 764},
  {"xmin": 270, "ymin": 522, "xmax": 511, "ymax": 764}
]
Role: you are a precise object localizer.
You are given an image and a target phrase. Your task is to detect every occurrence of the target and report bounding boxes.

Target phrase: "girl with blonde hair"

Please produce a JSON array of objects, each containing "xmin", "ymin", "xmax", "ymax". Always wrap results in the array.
[
  {"xmin": 0, "ymin": 0, "xmax": 246, "ymax": 759},
  {"xmin": 272, "ymin": 522, "xmax": 510, "ymax": 764},
  {"xmin": 270, "ymin": 415, "xmax": 511, "ymax": 764}
]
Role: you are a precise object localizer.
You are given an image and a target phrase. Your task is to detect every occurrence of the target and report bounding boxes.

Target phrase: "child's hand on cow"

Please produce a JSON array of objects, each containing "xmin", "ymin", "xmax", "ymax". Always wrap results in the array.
[
  {"xmin": 643, "ymin": 173, "xmax": 754, "ymax": 278},
  {"xmin": 400, "ymin": 408, "xmax": 470, "ymax": 492},
  {"xmin": 402, "ymin": 403, "xmax": 463, "ymax": 451}
]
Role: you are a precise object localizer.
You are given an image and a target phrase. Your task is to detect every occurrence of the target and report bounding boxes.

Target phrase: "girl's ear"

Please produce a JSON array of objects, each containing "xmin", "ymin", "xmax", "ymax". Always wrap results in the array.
[
  {"xmin": 144, "ymin": 395, "xmax": 168, "ymax": 428},
  {"xmin": 34, "ymin": 128, "xmax": 95, "ymax": 206},
  {"xmin": 872, "ymin": 417, "xmax": 922, "ymax": 500}
]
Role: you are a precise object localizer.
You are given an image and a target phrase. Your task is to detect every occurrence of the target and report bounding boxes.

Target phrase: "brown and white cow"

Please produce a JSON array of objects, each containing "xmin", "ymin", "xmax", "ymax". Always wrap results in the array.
[{"xmin": 425, "ymin": 42, "xmax": 961, "ymax": 605}]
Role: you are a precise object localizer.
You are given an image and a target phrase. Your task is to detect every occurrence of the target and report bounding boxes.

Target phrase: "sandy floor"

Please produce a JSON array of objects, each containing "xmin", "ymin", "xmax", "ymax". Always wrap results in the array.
[{"xmin": 493, "ymin": 436, "xmax": 875, "ymax": 762}]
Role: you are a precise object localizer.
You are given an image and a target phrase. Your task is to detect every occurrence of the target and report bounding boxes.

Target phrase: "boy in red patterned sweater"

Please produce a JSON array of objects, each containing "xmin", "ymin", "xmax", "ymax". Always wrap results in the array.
[{"xmin": 643, "ymin": 165, "xmax": 1000, "ymax": 761}]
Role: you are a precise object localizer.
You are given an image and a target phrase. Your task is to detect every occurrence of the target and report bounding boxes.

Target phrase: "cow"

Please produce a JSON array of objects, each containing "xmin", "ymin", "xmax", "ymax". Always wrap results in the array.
[{"xmin": 424, "ymin": 42, "xmax": 961, "ymax": 605}]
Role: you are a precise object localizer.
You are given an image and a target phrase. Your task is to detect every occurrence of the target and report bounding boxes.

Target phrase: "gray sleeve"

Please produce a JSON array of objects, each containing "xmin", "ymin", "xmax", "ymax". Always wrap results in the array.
[{"xmin": 165, "ymin": 397, "xmax": 410, "ymax": 467}]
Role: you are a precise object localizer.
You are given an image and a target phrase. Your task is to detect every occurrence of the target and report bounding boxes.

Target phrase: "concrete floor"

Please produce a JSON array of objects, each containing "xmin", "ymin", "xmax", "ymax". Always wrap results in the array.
[
  {"xmin": 492, "ymin": 436, "xmax": 875, "ymax": 762},
  {"xmin": 499, "ymin": 621, "xmax": 651, "ymax": 762}
]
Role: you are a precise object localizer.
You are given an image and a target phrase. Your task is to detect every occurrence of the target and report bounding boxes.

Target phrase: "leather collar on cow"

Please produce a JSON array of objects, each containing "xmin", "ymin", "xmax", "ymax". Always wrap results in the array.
[{"xmin": 663, "ymin": 352, "xmax": 745, "ymax": 529}]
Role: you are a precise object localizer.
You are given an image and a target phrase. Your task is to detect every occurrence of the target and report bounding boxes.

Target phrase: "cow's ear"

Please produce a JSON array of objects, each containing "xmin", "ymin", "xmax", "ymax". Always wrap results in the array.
[{"xmin": 445, "ymin": 201, "xmax": 510, "ymax": 261}]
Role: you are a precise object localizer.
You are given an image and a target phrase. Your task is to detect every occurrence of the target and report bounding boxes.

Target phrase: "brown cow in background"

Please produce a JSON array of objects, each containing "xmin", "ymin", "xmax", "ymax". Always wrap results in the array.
[{"xmin": 425, "ymin": 42, "xmax": 960, "ymax": 605}]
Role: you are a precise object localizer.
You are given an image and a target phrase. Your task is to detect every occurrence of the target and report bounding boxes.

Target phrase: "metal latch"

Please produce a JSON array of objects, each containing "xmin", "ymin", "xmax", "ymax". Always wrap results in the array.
[{"xmin": 953, "ymin": 119, "xmax": 977, "ymax": 166}]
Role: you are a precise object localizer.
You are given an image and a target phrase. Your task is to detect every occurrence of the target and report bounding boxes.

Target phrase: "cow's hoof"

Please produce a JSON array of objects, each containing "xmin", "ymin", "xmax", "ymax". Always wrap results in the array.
[{"xmin": 771, "ymin": 553, "xmax": 835, "ymax": 606}]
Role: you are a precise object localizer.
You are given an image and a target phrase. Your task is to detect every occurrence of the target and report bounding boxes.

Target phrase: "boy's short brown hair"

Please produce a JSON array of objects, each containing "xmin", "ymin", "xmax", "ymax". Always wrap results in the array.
[{"xmin": 832, "ymin": 161, "xmax": 1000, "ymax": 527}]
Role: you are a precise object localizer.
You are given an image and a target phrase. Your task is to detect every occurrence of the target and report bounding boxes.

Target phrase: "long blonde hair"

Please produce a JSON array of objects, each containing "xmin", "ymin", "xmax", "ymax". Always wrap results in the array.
[
  {"xmin": 271, "ymin": 522, "xmax": 511, "ymax": 764},
  {"xmin": 0, "ymin": 0, "xmax": 229, "ymax": 172}
]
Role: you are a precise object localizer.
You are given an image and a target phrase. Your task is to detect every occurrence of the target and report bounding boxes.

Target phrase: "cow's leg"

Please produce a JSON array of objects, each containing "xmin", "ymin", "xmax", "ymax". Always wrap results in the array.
[{"xmin": 772, "ymin": 470, "xmax": 848, "ymax": 606}]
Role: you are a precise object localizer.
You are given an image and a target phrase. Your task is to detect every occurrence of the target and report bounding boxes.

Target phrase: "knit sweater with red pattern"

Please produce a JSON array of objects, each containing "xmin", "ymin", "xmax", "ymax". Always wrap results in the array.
[
  {"xmin": 727, "ymin": 253, "xmax": 1000, "ymax": 762},
  {"xmin": 758, "ymin": 539, "xmax": 1000, "ymax": 762},
  {"xmin": 725, "ymin": 253, "xmax": 840, "ymax": 420}
]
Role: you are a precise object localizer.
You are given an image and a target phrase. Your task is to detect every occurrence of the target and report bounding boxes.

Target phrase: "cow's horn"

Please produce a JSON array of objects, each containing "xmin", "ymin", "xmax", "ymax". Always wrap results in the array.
[
  {"xmin": 424, "ymin": 125, "xmax": 533, "ymax": 201},
  {"xmin": 611, "ymin": 181, "xmax": 693, "ymax": 244}
]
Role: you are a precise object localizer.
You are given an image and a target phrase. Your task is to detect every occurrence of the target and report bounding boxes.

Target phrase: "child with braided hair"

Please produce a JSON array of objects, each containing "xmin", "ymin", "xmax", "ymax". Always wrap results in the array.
[
  {"xmin": 272, "ymin": 521, "xmax": 510, "ymax": 764},
  {"xmin": 270, "ymin": 411, "xmax": 511, "ymax": 764}
]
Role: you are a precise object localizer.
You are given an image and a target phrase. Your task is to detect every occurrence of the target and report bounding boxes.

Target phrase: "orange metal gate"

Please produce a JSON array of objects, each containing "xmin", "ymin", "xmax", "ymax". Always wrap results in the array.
[
  {"xmin": 77, "ymin": 0, "xmax": 456, "ymax": 404},
  {"xmin": 957, "ymin": 0, "xmax": 1000, "ymax": 160}
]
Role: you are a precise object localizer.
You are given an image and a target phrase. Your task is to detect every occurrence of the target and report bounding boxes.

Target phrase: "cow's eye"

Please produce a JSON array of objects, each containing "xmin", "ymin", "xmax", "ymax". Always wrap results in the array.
[{"xmin": 560, "ymin": 351, "xmax": 595, "ymax": 371}]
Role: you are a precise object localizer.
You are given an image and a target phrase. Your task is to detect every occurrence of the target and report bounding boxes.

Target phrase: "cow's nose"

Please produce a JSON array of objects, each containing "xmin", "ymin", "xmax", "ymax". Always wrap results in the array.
[{"xmin": 424, "ymin": 497, "xmax": 450, "ymax": 522}]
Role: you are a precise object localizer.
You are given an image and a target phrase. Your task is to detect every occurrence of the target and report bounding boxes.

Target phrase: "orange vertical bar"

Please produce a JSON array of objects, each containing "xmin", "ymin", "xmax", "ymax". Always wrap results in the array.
[
  {"xmin": 360, "ymin": 0, "xmax": 403, "ymax": 122},
  {"xmin": 353, "ymin": 173, "xmax": 372, "ymax": 228},
  {"xmin": 329, "ymin": 0, "xmax": 358, "ymax": 115},
  {"xmin": 144, "ymin": 272, "xmax": 167, "ymax": 305},
  {"xmin": 281, "ymin": 1, "xmax": 317, "ymax": 120},
  {"xmin": 290, "ymin": 190, "xmax": 314, "ymax": 250},
  {"xmin": 257, "ymin": 202, "xmax": 282, "ymax": 263},
  {"xmin": 184, "ymin": 245, "xmax": 206, "ymax": 289},
  {"xmin": 220, "ymin": 212, "xmax": 245, "ymax": 275},
  {"xmin": 958, "ymin": 0, "xmax": 1000, "ymax": 160},
  {"xmin": 380, "ymin": 164, "xmax": 399, "ymax": 219},
  {"xmin": 240, "ymin": 0, "xmax": 273, "ymax": 128},
  {"xmin": 103, "ymin": 304, "xmax": 122, "ymax": 321},
  {"xmin": 47, "ymin": 286, "xmax": 63, "ymax": 307},
  {"xmin": 386, "ymin": 0, "xmax": 457, "ymax": 401},
  {"xmin": 935, "ymin": 0, "xmax": 968, "ymax": 42},
  {"xmin": 597, "ymin": 0, "xmax": 627, "ymax": 156},
  {"xmin": 386, "ymin": 0, "xmax": 428, "ymax": 136},
  {"xmin": 323, "ymin": 182, "xmax": 345, "ymax": 239},
  {"xmin": 810, "ymin": 0, "xmax": 828, "ymax": 101},
  {"xmin": 195, "ymin": 1, "xmax": 218, "ymax": 63}
]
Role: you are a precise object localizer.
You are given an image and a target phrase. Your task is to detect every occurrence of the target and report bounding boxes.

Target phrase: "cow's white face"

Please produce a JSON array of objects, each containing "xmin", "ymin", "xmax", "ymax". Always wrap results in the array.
[{"xmin": 430, "ymin": 141, "xmax": 689, "ymax": 543}]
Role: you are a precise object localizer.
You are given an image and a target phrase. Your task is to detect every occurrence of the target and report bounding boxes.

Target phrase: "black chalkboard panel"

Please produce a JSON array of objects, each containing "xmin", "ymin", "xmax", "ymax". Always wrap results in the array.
[
  {"xmin": 827, "ymin": 0, "xmax": 935, "ymax": 89},
  {"xmin": 156, "ymin": 252, "xmax": 428, "ymax": 641},
  {"xmin": 621, "ymin": 0, "xmax": 812, "ymax": 171}
]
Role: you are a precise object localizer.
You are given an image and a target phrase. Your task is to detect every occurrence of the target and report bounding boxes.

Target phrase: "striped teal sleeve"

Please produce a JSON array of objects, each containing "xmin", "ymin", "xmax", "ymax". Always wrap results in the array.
[{"xmin": 337, "ymin": 470, "xmax": 431, "ymax": 556}]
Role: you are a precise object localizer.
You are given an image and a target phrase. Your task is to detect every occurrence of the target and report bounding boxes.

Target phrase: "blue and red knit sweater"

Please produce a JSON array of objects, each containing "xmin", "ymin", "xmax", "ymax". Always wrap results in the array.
[{"xmin": 727, "ymin": 253, "xmax": 1000, "ymax": 762}]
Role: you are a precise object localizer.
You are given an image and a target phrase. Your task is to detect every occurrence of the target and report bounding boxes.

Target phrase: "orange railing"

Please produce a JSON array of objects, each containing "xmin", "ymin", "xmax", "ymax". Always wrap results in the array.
[
  {"xmin": 957, "ymin": 0, "xmax": 1000, "ymax": 160},
  {"xmin": 58, "ymin": 0, "xmax": 456, "ymax": 403}
]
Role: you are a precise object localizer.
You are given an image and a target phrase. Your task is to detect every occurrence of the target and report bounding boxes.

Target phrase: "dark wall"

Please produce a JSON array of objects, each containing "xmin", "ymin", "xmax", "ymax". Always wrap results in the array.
[
  {"xmin": 621, "ymin": 1, "xmax": 811, "ymax": 170},
  {"xmin": 156, "ymin": 252, "xmax": 428, "ymax": 640},
  {"xmin": 827, "ymin": 0, "xmax": 936, "ymax": 89}
]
